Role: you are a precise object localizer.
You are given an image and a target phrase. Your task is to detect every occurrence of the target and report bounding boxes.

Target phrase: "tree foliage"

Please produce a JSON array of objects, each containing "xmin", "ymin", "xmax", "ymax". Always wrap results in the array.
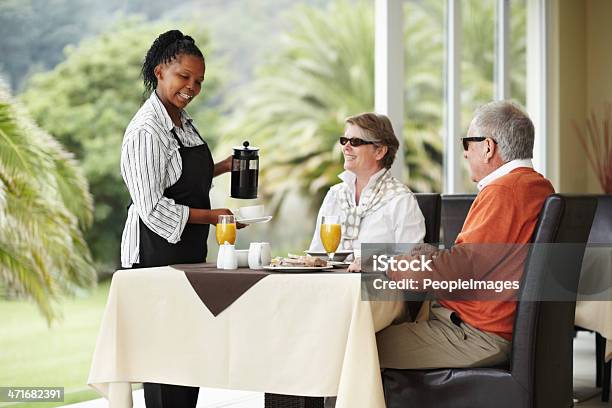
[
  {"xmin": 220, "ymin": 0, "xmax": 526, "ymax": 213},
  {"xmin": 0, "ymin": 80, "xmax": 95, "ymax": 322},
  {"xmin": 220, "ymin": 0, "xmax": 445, "ymax": 216},
  {"xmin": 0, "ymin": 0, "xmax": 104, "ymax": 91},
  {"xmin": 0, "ymin": 0, "xmax": 190, "ymax": 91},
  {"xmin": 21, "ymin": 18, "xmax": 222, "ymax": 270}
]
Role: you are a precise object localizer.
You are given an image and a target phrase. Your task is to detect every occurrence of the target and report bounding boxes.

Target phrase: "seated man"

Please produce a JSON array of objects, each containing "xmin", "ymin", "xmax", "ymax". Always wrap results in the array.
[{"xmin": 376, "ymin": 100, "xmax": 555, "ymax": 369}]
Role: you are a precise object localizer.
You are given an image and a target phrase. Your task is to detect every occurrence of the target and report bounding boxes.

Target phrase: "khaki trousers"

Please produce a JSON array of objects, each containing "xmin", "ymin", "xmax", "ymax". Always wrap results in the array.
[{"xmin": 377, "ymin": 302, "xmax": 511, "ymax": 369}]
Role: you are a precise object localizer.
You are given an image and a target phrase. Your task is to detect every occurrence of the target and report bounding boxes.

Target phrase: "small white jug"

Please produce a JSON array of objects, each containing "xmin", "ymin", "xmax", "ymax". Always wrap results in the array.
[
  {"xmin": 248, "ymin": 242, "xmax": 272, "ymax": 270},
  {"xmin": 222, "ymin": 243, "xmax": 238, "ymax": 270},
  {"xmin": 217, "ymin": 244, "xmax": 226, "ymax": 269}
]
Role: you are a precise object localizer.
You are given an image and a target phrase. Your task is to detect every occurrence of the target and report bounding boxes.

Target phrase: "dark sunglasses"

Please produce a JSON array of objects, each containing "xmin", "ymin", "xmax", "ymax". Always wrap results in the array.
[
  {"xmin": 461, "ymin": 137, "xmax": 498, "ymax": 151},
  {"xmin": 339, "ymin": 136, "xmax": 375, "ymax": 147}
]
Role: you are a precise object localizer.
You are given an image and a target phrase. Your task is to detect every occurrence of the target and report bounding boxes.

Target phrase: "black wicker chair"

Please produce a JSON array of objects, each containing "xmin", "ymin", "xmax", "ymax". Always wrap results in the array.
[
  {"xmin": 413, "ymin": 193, "xmax": 441, "ymax": 244},
  {"xmin": 440, "ymin": 194, "xmax": 475, "ymax": 248},
  {"xmin": 575, "ymin": 195, "xmax": 612, "ymax": 402},
  {"xmin": 439, "ymin": 193, "xmax": 611, "ymax": 403},
  {"xmin": 382, "ymin": 194, "xmax": 598, "ymax": 408}
]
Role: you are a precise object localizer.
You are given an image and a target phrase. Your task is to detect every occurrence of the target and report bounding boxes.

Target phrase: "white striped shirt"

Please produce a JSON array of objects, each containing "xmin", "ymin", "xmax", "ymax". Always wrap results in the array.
[{"xmin": 120, "ymin": 92, "xmax": 206, "ymax": 267}]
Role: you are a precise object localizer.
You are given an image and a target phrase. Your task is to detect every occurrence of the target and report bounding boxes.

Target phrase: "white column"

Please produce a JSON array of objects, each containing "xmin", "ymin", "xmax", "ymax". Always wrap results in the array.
[
  {"xmin": 527, "ymin": 0, "xmax": 550, "ymax": 175},
  {"xmin": 444, "ymin": 0, "xmax": 462, "ymax": 193},
  {"xmin": 375, "ymin": 0, "xmax": 405, "ymax": 181},
  {"xmin": 495, "ymin": 0, "xmax": 510, "ymax": 100}
]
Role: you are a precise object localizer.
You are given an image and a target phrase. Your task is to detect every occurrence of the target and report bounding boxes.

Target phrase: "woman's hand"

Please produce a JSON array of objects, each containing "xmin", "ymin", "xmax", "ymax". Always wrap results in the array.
[
  {"xmin": 209, "ymin": 208, "xmax": 247, "ymax": 229},
  {"xmin": 188, "ymin": 208, "xmax": 247, "ymax": 228},
  {"xmin": 209, "ymin": 208, "xmax": 234, "ymax": 224},
  {"xmin": 348, "ymin": 257, "xmax": 362, "ymax": 272},
  {"xmin": 213, "ymin": 155, "xmax": 233, "ymax": 177}
]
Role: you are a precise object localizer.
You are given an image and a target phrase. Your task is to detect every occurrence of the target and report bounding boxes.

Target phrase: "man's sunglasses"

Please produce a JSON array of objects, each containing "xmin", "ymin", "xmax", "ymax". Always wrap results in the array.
[
  {"xmin": 339, "ymin": 136, "xmax": 375, "ymax": 147},
  {"xmin": 461, "ymin": 137, "xmax": 498, "ymax": 151}
]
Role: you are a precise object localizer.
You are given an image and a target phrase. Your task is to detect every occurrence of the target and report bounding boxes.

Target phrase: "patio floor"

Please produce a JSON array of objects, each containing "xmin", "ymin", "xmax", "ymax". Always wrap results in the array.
[{"xmin": 64, "ymin": 331, "xmax": 610, "ymax": 407}]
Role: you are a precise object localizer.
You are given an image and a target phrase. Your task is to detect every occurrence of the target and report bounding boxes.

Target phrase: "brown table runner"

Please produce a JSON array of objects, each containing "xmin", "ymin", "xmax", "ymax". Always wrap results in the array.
[{"xmin": 172, "ymin": 263, "xmax": 271, "ymax": 316}]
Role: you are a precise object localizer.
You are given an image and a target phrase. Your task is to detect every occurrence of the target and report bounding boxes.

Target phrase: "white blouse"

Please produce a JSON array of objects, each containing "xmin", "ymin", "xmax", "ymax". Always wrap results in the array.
[
  {"xmin": 120, "ymin": 92, "xmax": 205, "ymax": 268},
  {"xmin": 309, "ymin": 169, "xmax": 426, "ymax": 252}
]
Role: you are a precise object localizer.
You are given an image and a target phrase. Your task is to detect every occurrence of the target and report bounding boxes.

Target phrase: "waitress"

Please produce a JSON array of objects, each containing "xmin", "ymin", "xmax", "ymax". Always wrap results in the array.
[{"xmin": 120, "ymin": 30, "xmax": 233, "ymax": 407}]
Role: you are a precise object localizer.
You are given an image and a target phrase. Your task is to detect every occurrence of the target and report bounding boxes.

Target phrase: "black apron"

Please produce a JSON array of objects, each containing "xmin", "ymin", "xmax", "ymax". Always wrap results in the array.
[{"xmin": 135, "ymin": 124, "xmax": 214, "ymax": 268}]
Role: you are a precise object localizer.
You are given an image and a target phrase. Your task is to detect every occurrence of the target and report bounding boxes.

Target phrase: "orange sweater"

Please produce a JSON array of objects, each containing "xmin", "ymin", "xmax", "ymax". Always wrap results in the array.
[{"xmin": 439, "ymin": 167, "xmax": 554, "ymax": 340}]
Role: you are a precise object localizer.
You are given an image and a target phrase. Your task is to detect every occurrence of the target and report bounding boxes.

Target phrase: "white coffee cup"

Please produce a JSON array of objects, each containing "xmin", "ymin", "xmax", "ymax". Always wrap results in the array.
[
  {"xmin": 248, "ymin": 242, "xmax": 272, "ymax": 270},
  {"xmin": 222, "ymin": 244, "xmax": 238, "ymax": 270},
  {"xmin": 238, "ymin": 205, "xmax": 264, "ymax": 219},
  {"xmin": 236, "ymin": 249, "xmax": 249, "ymax": 268}
]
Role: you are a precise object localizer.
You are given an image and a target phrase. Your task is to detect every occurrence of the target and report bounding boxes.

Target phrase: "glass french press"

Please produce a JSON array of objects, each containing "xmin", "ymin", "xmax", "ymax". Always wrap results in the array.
[{"xmin": 231, "ymin": 141, "xmax": 259, "ymax": 199}]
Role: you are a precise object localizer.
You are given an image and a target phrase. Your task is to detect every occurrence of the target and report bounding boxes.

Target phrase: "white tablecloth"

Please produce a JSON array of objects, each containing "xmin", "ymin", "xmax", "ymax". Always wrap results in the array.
[
  {"xmin": 575, "ymin": 247, "xmax": 612, "ymax": 362},
  {"xmin": 88, "ymin": 266, "xmax": 403, "ymax": 408}
]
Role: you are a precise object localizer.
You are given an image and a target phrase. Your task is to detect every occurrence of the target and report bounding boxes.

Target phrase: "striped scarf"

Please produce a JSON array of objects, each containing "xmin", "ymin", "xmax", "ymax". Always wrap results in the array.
[{"xmin": 339, "ymin": 169, "xmax": 410, "ymax": 249}]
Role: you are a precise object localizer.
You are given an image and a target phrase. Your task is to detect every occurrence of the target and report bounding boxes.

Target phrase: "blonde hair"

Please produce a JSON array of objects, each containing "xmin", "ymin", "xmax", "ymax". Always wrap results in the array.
[{"xmin": 345, "ymin": 112, "xmax": 399, "ymax": 169}]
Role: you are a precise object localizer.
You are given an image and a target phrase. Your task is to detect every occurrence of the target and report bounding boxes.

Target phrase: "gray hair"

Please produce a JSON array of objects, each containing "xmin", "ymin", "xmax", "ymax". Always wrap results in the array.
[{"xmin": 471, "ymin": 100, "xmax": 534, "ymax": 162}]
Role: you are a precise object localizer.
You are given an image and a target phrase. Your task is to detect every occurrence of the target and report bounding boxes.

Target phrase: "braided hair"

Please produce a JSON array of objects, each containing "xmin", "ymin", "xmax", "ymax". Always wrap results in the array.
[{"xmin": 141, "ymin": 30, "xmax": 205, "ymax": 94}]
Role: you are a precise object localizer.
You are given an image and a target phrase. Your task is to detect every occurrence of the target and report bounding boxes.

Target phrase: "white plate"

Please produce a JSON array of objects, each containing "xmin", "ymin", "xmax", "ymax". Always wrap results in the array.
[
  {"xmin": 263, "ymin": 265, "xmax": 332, "ymax": 272},
  {"xmin": 236, "ymin": 215, "xmax": 273, "ymax": 224},
  {"xmin": 305, "ymin": 250, "xmax": 353, "ymax": 257},
  {"xmin": 328, "ymin": 261, "xmax": 351, "ymax": 268}
]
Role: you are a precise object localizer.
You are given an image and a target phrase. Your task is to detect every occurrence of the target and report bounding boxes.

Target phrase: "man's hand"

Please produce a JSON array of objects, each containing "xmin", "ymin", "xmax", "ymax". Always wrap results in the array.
[
  {"xmin": 407, "ymin": 243, "xmax": 440, "ymax": 259},
  {"xmin": 386, "ymin": 254, "xmax": 412, "ymax": 281},
  {"xmin": 386, "ymin": 246, "xmax": 437, "ymax": 282}
]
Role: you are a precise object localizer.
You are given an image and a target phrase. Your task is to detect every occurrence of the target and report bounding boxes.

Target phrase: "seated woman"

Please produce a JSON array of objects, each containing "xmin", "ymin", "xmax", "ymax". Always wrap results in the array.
[{"xmin": 308, "ymin": 112, "xmax": 425, "ymax": 261}]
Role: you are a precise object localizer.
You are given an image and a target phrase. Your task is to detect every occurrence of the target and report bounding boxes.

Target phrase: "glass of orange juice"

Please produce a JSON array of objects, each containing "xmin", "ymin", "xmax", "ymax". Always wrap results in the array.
[
  {"xmin": 320, "ymin": 215, "xmax": 341, "ymax": 261},
  {"xmin": 216, "ymin": 215, "xmax": 237, "ymax": 245}
]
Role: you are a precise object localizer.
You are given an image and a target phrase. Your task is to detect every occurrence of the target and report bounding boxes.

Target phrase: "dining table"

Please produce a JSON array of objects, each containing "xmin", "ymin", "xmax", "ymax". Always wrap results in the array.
[{"xmin": 87, "ymin": 263, "xmax": 404, "ymax": 408}]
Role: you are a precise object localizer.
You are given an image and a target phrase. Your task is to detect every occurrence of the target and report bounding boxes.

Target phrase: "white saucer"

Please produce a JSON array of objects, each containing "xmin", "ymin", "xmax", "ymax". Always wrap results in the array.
[
  {"xmin": 304, "ymin": 250, "xmax": 353, "ymax": 262},
  {"xmin": 263, "ymin": 265, "xmax": 332, "ymax": 272},
  {"xmin": 236, "ymin": 215, "xmax": 273, "ymax": 224}
]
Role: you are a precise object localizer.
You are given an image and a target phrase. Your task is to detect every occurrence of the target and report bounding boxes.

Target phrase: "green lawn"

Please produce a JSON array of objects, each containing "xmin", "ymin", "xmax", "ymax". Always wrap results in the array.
[{"xmin": 0, "ymin": 280, "xmax": 113, "ymax": 407}]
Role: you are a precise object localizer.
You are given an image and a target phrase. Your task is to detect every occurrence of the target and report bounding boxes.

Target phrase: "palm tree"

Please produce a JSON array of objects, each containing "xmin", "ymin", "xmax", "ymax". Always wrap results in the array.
[
  {"xmin": 219, "ymin": 0, "xmax": 526, "ymax": 214},
  {"xmin": 219, "ymin": 0, "xmax": 444, "ymax": 215},
  {"xmin": 0, "ymin": 80, "xmax": 95, "ymax": 322}
]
